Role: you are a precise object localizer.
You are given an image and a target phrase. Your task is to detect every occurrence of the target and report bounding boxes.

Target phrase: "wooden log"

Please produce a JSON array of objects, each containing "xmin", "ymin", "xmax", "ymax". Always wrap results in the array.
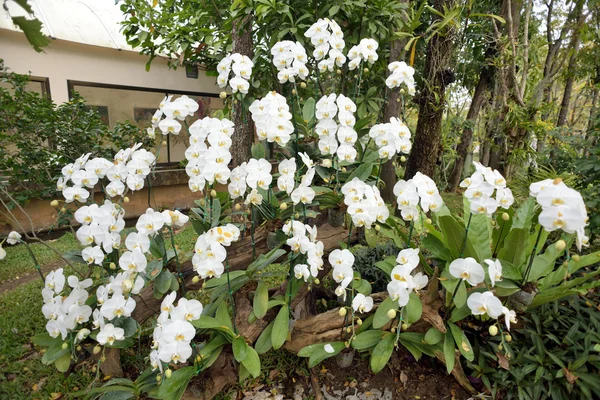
[
  {"xmin": 132, "ymin": 223, "xmax": 351, "ymax": 323},
  {"xmin": 97, "ymin": 223, "xmax": 352, "ymax": 387},
  {"xmin": 185, "ymin": 225, "xmax": 357, "ymax": 399}
]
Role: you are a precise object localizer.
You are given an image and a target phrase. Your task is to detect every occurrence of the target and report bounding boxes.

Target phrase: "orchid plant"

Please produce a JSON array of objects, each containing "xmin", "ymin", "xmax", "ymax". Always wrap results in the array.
[{"xmin": 2, "ymin": 16, "xmax": 598, "ymax": 400}]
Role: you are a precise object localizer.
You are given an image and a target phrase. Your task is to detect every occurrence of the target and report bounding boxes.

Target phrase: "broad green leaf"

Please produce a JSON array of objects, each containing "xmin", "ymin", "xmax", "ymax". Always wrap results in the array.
[
  {"xmin": 203, "ymin": 271, "xmax": 247, "ymax": 289},
  {"xmin": 494, "ymin": 279, "xmax": 521, "ymax": 297},
  {"xmin": 54, "ymin": 352, "xmax": 71, "ymax": 372},
  {"xmin": 498, "ymin": 228, "xmax": 529, "ymax": 269},
  {"xmin": 347, "ymin": 162, "xmax": 373, "ymax": 182},
  {"xmin": 157, "ymin": 366, "xmax": 195, "ymax": 400},
  {"xmin": 31, "ymin": 333, "xmax": 60, "ymax": 347},
  {"xmin": 302, "ymin": 97, "xmax": 315, "ymax": 123},
  {"xmin": 364, "ymin": 227, "xmax": 378, "ymax": 247},
  {"xmin": 253, "ymin": 281, "xmax": 269, "ymax": 319},
  {"xmin": 112, "ymin": 317, "xmax": 138, "ymax": 338},
  {"xmin": 232, "ymin": 336, "xmax": 248, "ymax": 362},
  {"xmin": 374, "ymin": 255, "xmax": 396, "ymax": 276},
  {"xmin": 352, "ymin": 330, "xmax": 385, "ymax": 350},
  {"xmin": 443, "ymin": 333, "xmax": 455, "ymax": 374},
  {"xmin": 421, "ymin": 234, "xmax": 451, "ymax": 261},
  {"xmin": 154, "ymin": 270, "xmax": 172, "ymax": 294},
  {"xmin": 216, "ymin": 301, "xmax": 233, "ymax": 330},
  {"xmin": 373, "ymin": 297, "xmax": 396, "ymax": 329},
  {"xmin": 454, "ymin": 281, "xmax": 467, "ymax": 309},
  {"xmin": 247, "ymin": 249, "xmax": 287, "ymax": 272},
  {"xmin": 307, "ymin": 342, "xmax": 345, "ymax": 367},
  {"xmin": 438, "ymin": 215, "xmax": 476, "ymax": 259},
  {"xmin": 42, "ymin": 341, "xmax": 69, "ymax": 364},
  {"xmin": 405, "ymin": 292, "xmax": 422, "ymax": 324},
  {"xmin": 191, "ymin": 316, "xmax": 235, "ymax": 339},
  {"xmin": 527, "ymin": 236, "xmax": 569, "ymax": 282},
  {"xmin": 145, "ymin": 260, "xmax": 163, "ymax": 280},
  {"xmin": 239, "ymin": 362, "xmax": 250, "ymax": 383},
  {"xmin": 424, "ymin": 327, "xmax": 444, "ymax": 345},
  {"xmin": 11, "ymin": 16, "xmax": 51, "ymax": 52},
  {"xmin": 568, "ymin": 250, "xmax": 600, "ymax": 274},
  {"xmin": 210, "ymin": 198, "xmax": 221, "ymax": 228},
  {"xmin": 271, "ymin": 307, "xmax": 289, "ymax": 350},
  {"xmin": 352, "ymin": 278, "xmax": 372, "ymax": 296},
  {"xmin": 370, "ymin": 333, "xmax": 395, "ymax": 374},
  {"xmin": 251, "ymin": 143, "xmax": 266, "ymax": 159},
  {"xmin": 255, "ymin": 320, "xmax": 274, "ymax": 354},
  {"xmin": 468, "ymin": 212, "xmax": 492, "ymax": 262},
  {"xmin": 241, "ymin": 346, "xmax": 261, "ymax": 378},
  {"xmin": 449, "ymin": 305, "xmax": 471, "ymax": 323},
  {"xmin": 511, "ymin": 198, "xmax": 536, "ymax": 230},
  {"xmin": 448, "ymin": 323, "xmax": 474, "ymax": 361}
]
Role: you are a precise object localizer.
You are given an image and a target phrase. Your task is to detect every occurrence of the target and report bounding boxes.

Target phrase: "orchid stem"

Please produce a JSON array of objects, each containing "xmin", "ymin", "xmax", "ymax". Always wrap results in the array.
[
  {"xmin": 395, "ymin": 310, "xmax": 403, "ymax": 343},
  {"xmin": 492, "ymin": 218, "xmax": 507, "ymax": 258},
  {"xmin": 460, "ymin": 213, "xmax": 472, "ymax": 258},
  {"xmin": 225, "ymin": 260, "xmax": 237, "ymax": 333},
  {"xmin": 375, "ymin": 158, "xmax": 383, "ymax": 187},
  {"xmin": 521, "ymin": 227, "xmax": 544, "ymax": 286},
  {"xmin": 346, "ymin": 220, "xmax": 354, "ymax": 246},
  {"xmin": 23, "ymin": 241, "xmax": 45, "ymax": 283},
  {"xmin": 406, "ymin": 221, "xmax": 414, "ymax": 249},
  {"xmin": 168, "ymin": 227, "xmax": 185, "ymax": 296},
  {"xmin": 251, "ymin": 204, "xmax": 256, "ymax": 261}
]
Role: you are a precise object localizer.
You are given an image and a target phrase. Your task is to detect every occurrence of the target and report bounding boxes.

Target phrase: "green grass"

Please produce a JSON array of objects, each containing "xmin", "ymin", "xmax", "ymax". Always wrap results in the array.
[
  {"xmin": 0, "ymin": 233, "xmax": 83, "ymax": 282},
  {"xmin": 0, "ymin": 278, "xmax": 96, "ymax": 398},
  {"xmin": 0, "ymin": 225, "xmax": 199, "ymax": 398}
]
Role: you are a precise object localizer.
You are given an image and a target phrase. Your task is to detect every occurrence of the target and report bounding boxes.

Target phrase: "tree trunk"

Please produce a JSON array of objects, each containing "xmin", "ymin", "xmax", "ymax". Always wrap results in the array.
[
  {"xmin": 583, "ymin": 85, "xmax": 599, "ymax": 157},
  {"xmin": 448, "ymin": 48, "xmax": 495, "ymax": 191},
  {"xmin": 380, "ymin": 0, "xmax": 409, "ymax": 203},
  {"xmin": 380, "ymin": 40, "xmax": 404, "ymax": 203},
  {"xmin": 404, "ymin": 0, "xmax": 458, "ymax": 179},
  {"xmin": 557, "ymin": 5, "xmax": 586, "ymax": 127},
  {"xmin": 230, "ymin": 14, "xmax": 254, "ymax": 167}
]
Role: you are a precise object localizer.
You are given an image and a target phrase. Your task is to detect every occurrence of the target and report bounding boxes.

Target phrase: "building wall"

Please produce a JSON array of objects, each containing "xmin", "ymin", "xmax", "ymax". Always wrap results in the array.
[
  {"xmin": 0, "ymin": 30, "xmax": 225, "ymax": 234},
  {"xmin": 0, "ymin": 29, "xmax": 220, "ymax": 104}
]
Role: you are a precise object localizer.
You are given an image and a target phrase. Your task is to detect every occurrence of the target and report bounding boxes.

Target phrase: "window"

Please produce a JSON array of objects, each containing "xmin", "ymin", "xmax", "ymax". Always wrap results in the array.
[
  {"xmin": 0, "ymin": 76, "xmax": 51, "ymax": 98},
  {"xmin": 67, "ymin": 81, "xmax": 224, "ymax": 165}
]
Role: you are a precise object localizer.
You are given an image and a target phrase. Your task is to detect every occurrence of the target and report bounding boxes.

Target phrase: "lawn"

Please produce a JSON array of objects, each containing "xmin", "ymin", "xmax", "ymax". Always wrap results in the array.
[{"xmin": 0, "ymin": 224, "xmax": 199, "ymax": 399}]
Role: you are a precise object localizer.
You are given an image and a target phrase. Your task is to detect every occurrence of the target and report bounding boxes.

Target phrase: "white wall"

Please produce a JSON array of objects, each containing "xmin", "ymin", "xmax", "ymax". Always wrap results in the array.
[{"xmin": 0, "ymin": 29, "xmax": 220, "ymax": 103}]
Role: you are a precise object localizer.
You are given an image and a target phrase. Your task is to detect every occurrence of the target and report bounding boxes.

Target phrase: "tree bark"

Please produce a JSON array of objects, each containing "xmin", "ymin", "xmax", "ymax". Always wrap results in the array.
[
  {"xmin": 230, "ymin": 14, "xmax": 254, "ymax": 167},
  {"xmin": 380, "ymin": 0, "xmax": 409, "ymax": 204},
  {"xmin": 448, "ymin": 47, "xmax": 495, "ymax": 191},
  {"xmin": 404, "ymin": 0, "xmax": 458, "ymax": 179},
  {"xmin": 380, "ymin": 40, "xmax": 404, "ymax": 203},
  {"xmin": 557, "ymin": 4, "xmax": 586, "ymax": 127}
]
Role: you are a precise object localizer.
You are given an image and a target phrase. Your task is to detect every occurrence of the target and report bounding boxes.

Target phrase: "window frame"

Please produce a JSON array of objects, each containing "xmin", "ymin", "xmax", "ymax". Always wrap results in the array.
[
  {"xmin": 66, "ymin": 80, "xmax": 221, "ymax": 166},
  {"xmin": 30, "ymin": 76, "xmax": 52, "ymax": 98}
]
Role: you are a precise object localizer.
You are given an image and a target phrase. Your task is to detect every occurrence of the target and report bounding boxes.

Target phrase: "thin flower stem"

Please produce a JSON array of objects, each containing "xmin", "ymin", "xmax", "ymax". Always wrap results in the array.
[
  {"xmin": 406, "ymin": 220, "xmax": 414, "ymax": 249},
  {"xmin": 352, "ymin": 64, "xmax": 364, "ymax": 103},
  {"xmin": 23, "ymin": 241, "xmax": 45, "ymax": 283},
  {"xmin": 360, "ymin": 138, "xmax": 372, "ymax": 162},
  {"xmin": 225, "ymin": 260, "xmax": 237, "ymax": 333},
  {"xmin": 521, "ymin": 227, "xmax": 544, "ymax": 286},
  {"xmin": 350, "ymin": 285, "xmax": 356, "ymax": 339},
  {"xmin": 251, "ymin": 204, "xmax": 256, "ymax": 261},
  {"xmin": 287, "ymin": 252, "xmax": 295, "ymax": 308},
  {"xmin": 346, "ymin": 219, "xmax": 354, "ymax": 246},
  {"xmin": 168, "ymin": 227, "xmax": 185, "ymax": 296},
  {"xmin": 334, "ymin": 155, "xmax": 340, "ymax": 193},
  {"xmin": 395, "ymin": 309, "xmax": 403, "ymax": 343},
  {"xmin": 492, "ymin": 218, "xmax": 507, "ymax": 258},
  {"xmin": 460, "ymin": 213, "xmax": 473, "ymax": 258},
  {"xmin": 375, "ymin": 158, "xmax": 383, "ymax": 187}
]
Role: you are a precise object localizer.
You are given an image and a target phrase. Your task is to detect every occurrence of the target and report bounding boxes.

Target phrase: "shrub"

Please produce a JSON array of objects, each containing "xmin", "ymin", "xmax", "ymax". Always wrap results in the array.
[{"xmin": 0, "ymin": 60, "xmax": 150, "ymax": 205}]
